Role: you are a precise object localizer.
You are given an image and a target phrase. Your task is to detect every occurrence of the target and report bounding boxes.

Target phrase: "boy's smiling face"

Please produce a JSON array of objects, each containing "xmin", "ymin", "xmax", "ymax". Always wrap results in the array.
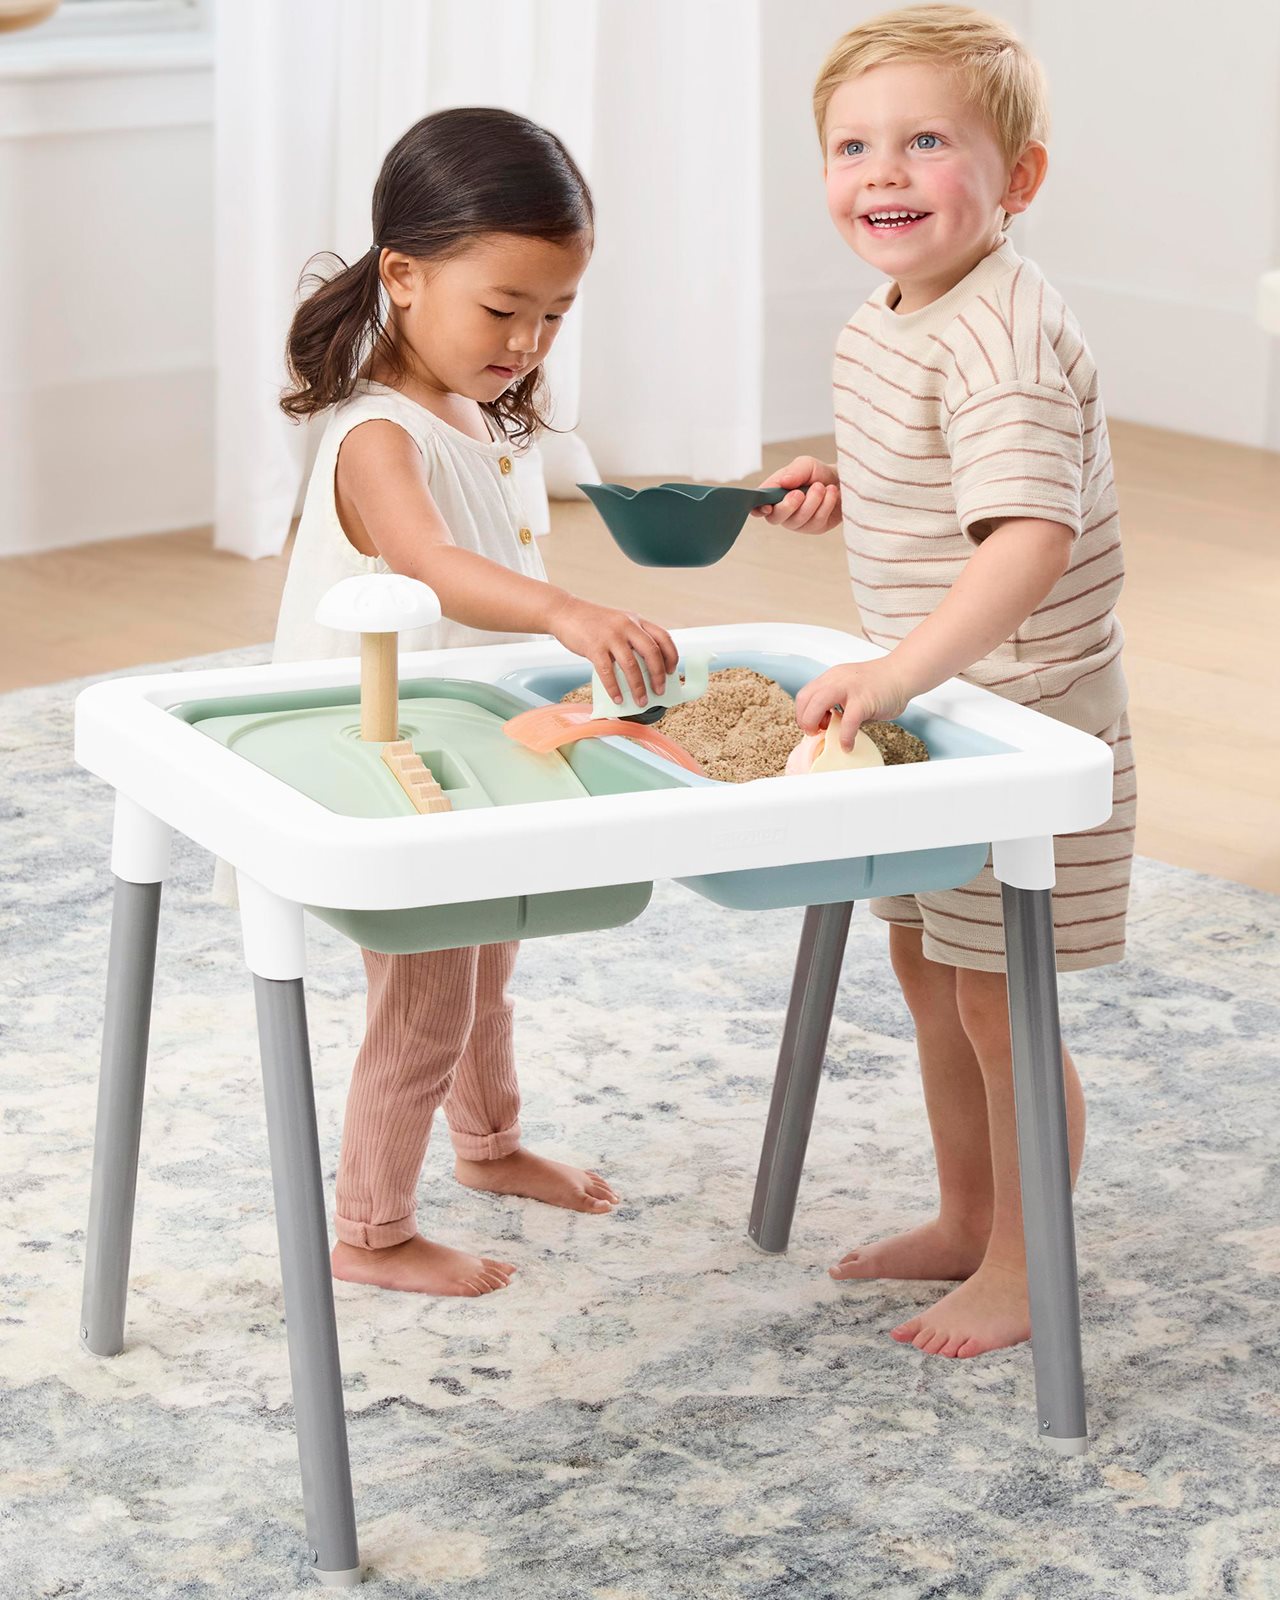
[{"xmin": 823, "ymin": 60, "xmax": 1046, "ymax": 312}]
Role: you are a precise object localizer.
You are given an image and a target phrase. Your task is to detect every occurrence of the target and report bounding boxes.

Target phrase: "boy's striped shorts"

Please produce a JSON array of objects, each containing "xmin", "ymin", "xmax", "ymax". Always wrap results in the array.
[{"xmin": 869, "ymin": 713, "xmax": 1135, "ymax": 973}]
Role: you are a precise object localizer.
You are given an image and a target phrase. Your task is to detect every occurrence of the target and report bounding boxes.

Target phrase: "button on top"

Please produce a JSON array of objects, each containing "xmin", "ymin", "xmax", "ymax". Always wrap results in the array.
[
  {"xmin": 518, "ymin": 527, "xmax": 533, "ymax": 545},
  {"xmin": 499, "ymin": 456, "xmax": 513, "ymax": 475}
]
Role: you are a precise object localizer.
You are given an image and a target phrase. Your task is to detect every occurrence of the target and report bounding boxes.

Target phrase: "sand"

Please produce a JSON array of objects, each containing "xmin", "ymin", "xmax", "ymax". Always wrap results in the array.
[{"xmin": 561, "ymin": 667, "xmax": 929, "ymax": 782}]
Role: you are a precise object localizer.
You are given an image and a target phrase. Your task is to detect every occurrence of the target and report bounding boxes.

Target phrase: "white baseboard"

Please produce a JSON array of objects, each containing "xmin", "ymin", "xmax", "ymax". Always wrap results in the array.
[
  {"xmin": 764, "ymin": 279, "xmax": 1279, "ymax": 451},
  {"xmin": 7, "ymin": 280, "xmax": 1271, "ymax": 561},
  {"xmin": 0, "ymin": 366, "xmax": 213, "ymax": 557},
  {"xmin": 1055, "ymin": 277, "xmax": 1277, "ymax": 451},
  {"xmin": 763, "ymin": 286, "xmax": 854, "ymax": 445}
]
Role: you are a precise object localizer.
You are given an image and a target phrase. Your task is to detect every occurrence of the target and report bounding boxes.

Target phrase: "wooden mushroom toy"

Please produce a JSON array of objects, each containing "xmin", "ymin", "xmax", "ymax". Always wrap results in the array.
[
  {"xmin": 314, "ymin": 574, "xmax": 442, "ymax": 742},
  {"xmin": 313, "ymin": 575, "xmax": 452, "ymax": 814}
]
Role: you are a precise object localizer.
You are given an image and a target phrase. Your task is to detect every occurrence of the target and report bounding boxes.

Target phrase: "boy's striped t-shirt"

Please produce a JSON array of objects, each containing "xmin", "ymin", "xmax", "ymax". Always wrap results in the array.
[{"xmin": 832, "ymin": 237, "xmax": 1127, "ymax": 737}]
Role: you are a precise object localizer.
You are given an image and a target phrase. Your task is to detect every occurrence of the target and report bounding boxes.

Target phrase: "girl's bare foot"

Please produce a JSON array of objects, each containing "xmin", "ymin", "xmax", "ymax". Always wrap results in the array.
[
  {"xmin": 890, "ymin": 1256, "xmax": 1031, "ymax": 1357},
  {"xmin": 455, "ymin": 1148, "xmax": 620, "ymax": 1214},
  {"xmin": 331, "ymin": 1235, "xmax": 517, "ymax": 1297},
  {"xmin": 829, "ymin": 1216, "xmax": 989, "ymax": 1282}
]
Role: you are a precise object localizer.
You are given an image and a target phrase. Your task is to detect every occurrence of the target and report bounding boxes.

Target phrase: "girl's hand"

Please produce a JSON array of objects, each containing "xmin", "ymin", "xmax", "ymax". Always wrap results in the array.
[
  {"xmin": 751, "ymin": 455, "xmax": 841, "ymax": 533},
  {"xmin": 796, "ymin": 658, "xmax": 912, "ymax": 751},
  {"xmin": 544, "ymin": 595, "xmax": 679, "ymax": 708}
]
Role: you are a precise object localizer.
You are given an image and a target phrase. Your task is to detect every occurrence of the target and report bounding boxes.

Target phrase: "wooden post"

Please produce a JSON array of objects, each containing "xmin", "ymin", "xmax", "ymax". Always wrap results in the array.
[{"xmin": 360, "ymin": 632, "xmax": 399, "ymax": 742}]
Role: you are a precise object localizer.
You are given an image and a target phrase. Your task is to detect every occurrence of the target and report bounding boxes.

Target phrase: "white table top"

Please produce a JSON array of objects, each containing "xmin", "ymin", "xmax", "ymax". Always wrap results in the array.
[{"xmin": 74, "ymin": 624, "xmax": 1113, "ymax": 911}]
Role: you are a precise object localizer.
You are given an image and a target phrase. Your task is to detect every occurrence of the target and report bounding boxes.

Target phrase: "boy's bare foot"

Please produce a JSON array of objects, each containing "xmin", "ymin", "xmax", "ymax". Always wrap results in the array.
[
  {"xmin": 331, "ymin": 1235, "xmax": 516, "ymax": 1297},
  {"xmin": 829, "ymin": 1216, "xmax": 989, "ymax": 1282},
  {"xmin": 455, "ymin": 1148, "xmax": 620, "ymax": 1214},
  {"xmin": 890, "ymin": 1256, "xmax": 1031, "ymax": 1357}
]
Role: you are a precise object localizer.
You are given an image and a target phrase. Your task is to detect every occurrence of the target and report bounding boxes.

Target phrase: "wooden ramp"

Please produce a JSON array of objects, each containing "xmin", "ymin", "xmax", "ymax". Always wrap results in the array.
[{"xmin": 381, "ymin": 739, "xmax": 452, "ymax": 814}]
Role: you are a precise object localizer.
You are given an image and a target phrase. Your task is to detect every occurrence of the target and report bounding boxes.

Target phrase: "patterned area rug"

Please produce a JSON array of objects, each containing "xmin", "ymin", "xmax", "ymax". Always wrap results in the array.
[{"xmin": 1, "ymin": 650, "xmax": 1278, "ymax": 1599}]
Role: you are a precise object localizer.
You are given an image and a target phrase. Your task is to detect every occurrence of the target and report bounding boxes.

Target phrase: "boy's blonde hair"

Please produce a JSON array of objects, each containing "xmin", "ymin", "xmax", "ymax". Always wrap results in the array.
[{"xmin": 813, "ymin": 4, "xmax": 1049, "ymax": 166}]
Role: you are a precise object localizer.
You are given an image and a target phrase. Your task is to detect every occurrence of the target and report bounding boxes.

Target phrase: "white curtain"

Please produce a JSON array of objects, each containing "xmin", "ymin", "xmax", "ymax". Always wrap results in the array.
[{"xmin": 213, "ymin": 0, "xmax": 763, "ymax": 559}]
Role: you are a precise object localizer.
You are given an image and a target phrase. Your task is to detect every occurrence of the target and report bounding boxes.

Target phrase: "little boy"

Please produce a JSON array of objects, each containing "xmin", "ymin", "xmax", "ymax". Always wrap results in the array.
[{"xmin": 759, "ymin": 4, "xmax": 1133, "ymax": 1357}]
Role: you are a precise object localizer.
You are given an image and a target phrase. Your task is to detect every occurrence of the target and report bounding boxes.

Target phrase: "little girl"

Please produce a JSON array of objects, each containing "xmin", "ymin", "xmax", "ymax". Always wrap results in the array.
[{"xmin": 274, "ymin": 107, "xmax": 677, "ymax": 1299}]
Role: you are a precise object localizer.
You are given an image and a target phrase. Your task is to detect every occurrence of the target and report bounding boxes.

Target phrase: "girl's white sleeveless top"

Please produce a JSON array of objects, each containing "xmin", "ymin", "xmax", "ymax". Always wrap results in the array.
[
  {"xmin": 210, "ymin": 384, "xmax": 547, "ymax": 908},
  {"xmin": 273, "ymin": 380, "xmax": 548, "ymax": 665}
]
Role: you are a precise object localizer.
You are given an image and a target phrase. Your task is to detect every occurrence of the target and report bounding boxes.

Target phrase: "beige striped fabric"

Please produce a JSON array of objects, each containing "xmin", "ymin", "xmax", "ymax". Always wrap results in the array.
[
  {"xmin": 834, "ymin": 237, "xmax": 1128, "ymax": 738},
  {"xmin": 871, "ymin": 713, "xmax": 1136, "ymax": 972},
  {"xmin": 334, "ymin": 942, "xmax": 522, "ymax": 1248},
  {"xmin": 833, "ymin": 237, "xmax": 1135, "ymax": 971}
]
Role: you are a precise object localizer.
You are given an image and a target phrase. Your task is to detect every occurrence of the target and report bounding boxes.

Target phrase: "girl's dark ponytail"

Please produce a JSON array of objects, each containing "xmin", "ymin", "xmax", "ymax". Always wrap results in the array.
[
  {"xmin": 279, "ymin": 108, "xmax": 593, "ymax": 435},
  {"xmin": 280, "ymin": 248, "xmax": 385, "ymax": 421}
]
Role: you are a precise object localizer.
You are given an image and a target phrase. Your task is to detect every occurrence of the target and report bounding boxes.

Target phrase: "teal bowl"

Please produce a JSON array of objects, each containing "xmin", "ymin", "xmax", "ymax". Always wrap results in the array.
[{"xmin": 578, "ymin": 481, "xmax": 787, "ymax": 567}]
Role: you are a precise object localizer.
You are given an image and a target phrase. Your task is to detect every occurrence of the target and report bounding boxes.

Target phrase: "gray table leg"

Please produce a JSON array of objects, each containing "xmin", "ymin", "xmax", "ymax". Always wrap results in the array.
[
  {"xmin": 254, "ymin": 972, "xmax": 362, "ymax": 1586},
  {"xmin": 749, "ymin": 902, "xmax": 854, "ymax": 1253},
  {"xmin": 1002, "ymin": 881, "xmax": 1088, "ymax": 1455},
  {"xmin": 81, "ymin": 875, "xmax": 162, "ymax": 1357}
]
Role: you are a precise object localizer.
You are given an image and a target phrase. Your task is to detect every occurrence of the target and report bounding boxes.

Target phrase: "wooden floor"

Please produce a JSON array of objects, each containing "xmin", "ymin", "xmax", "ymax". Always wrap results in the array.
[{"xmin": 3, "ymin": 423, "xmax": 1277, "ymax": 893}]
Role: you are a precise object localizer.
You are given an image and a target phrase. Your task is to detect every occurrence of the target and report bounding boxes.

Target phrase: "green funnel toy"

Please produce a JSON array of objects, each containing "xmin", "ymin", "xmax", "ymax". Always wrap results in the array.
[{"xmin": 579, "ymin": 481, "xmax": 786, "ymax": 567}]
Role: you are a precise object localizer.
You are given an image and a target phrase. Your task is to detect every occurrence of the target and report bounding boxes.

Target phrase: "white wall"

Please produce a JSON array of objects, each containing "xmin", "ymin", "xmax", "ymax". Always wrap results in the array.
[
  {"xmin": 0, "ymin": 6, "xmax": 1275, "ymax": 556},
  {"xmin": 760, "ymin": 1, "xmax": 869, "ymax": 444},
  {"xmin": 761, "ymin": 0, "xmax": 1280, "ymax": 452},
  {"xmin": 0, "ymin": 39, "xmax": 213, "ymax": 557}
]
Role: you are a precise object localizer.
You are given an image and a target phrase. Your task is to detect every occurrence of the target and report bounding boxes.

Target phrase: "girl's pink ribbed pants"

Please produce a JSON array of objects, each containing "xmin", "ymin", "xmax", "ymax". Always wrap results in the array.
[{"xmin": 333, "ymin": 942, "xmax": 522, "ymax": 1248}]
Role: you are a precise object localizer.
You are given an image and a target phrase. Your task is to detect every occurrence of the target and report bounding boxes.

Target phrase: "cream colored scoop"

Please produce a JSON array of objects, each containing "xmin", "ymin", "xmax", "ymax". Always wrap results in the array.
[{"xmin": 807, "ymin": 710, "xmax": 885, "ymax": 774}]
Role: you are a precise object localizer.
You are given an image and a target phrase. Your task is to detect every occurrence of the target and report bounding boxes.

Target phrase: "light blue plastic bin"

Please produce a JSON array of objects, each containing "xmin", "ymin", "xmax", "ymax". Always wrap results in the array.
[{"xmin": 498, "ymin": 652, "xmax": 1011, "ymax": 911}]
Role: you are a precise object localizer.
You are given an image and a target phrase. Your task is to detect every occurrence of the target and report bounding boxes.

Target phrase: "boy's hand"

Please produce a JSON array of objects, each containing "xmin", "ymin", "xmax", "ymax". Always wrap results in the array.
[
  {"xmin": 544, "ymin": 595, "xmax": 679, "ymax": 708},
  {"xmin": 796, "ymin": 659, "xmax": 912, "ymax": 751},
  {"xmin": 752, "ymin": 456, "xmax": 842, "ymax": 533}
]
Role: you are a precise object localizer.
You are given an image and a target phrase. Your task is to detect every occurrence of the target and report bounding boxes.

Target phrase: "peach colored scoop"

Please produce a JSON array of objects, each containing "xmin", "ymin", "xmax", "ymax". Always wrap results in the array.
[{"xmin": 503, "ymin": 702, "xmax": 705, "ymax": 775}]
